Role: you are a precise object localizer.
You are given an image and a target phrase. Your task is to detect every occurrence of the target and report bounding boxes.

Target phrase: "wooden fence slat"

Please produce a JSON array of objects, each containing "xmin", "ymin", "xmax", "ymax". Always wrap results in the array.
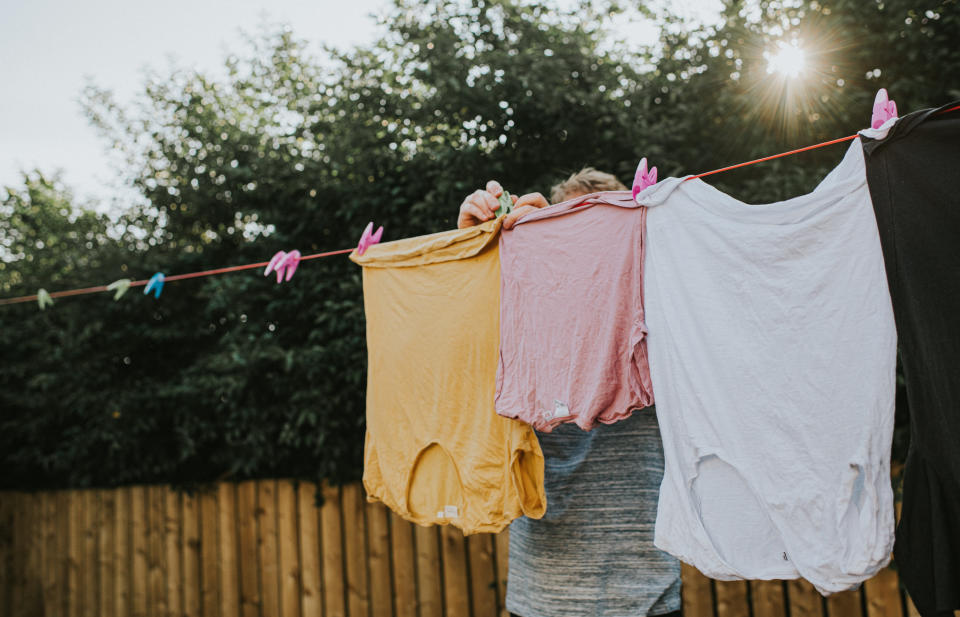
[
  {"xmin": 26, "ymin": 493, "xmax": 43, "ymax": 617},
  {"xmin": 341, "ymin": 483, "xmax": 370, "ymax": 617},
  {"xmin": 494, "ymin": 530, "xmax": 509, "ymax": 617},
  {"xmin": 20, "ymin": 494, "xmax": 39, "ymax": 616},
  {"xmin": 98, "ymin": 489, "xmax": 117, "ymax": 617},
  {"xmin": 164, "ymin": 488, "xmax": 183, "ymax": 617},
  {"xmin": 787, "ymin": 579, "xmax": 825, "ymax": 617},
  {"xmin": 28, "ymin": 492, "xmax": 42, "ymax": 615},
  {"xmin": 148, "ymin": 486, "xmax": 168, "ymax": 617},
  {"xmin": 37, "ymin": 494, "xmax": 47, "ymax": 613},
  {"xmin": 199, "ymin": 488, "xmax": 220, "ymax": 617},
  {"xmin": 218, "ymin": 483, "xmax": 240, "ymax": 617},
  {"xmin": 415, "ymin": 525, "xmax": 444, "ymax": 617},
  {"xmin": 83, "ymin": 490, "xmax": 100, "ymax": 617},
  {"xmin": 182, "ymin": 490, "xmax": 202, "ymax": 617},
  {"xmin": 277, "ymin": 481, "xmax": 303, "ymax": 617},
  {"xmin": 15, "ymin": 493, "xmax": 30, "ymax": 616},
  {"xmin": 56, "ymin": 492, "xmax": 71, "ymax": 617},
  {"xmin": 297, "ymin": 482, "xmax": 323, "ymax": 617},
  {"xmin": 468, "ymin": 533, "xmax": 498, "ymax": 617},
  {"xmin": 864, "ymin": 567, "xmax": 903, "ymax": 617},
  {"xmin": 237, "ymin": 481, "xmax": 261, "ymax": 617},
  {"xmin": 16, "ymin": 492, "xmax": 34, "ymax": 615},
  {"xmin": 389, "ymin": 512, "xmax": 417, "ymax": 617},
  {"xmin": 9, "ymin": 493, "xmax": 22, "ymax": 617},
  {"xmin": 258, "ymin": 480, "xmax": 282, "ymax": 617},
  {"xmin": 320, "ymin": 483, "xmax": 346, "ymax": 617},
  {"xmin": 131, "ymin": 486, "xmax": 149, "ymax": 617},
  {"xmin": 440, "ymin": 525, "xmax": 470, "ymax": 617},
  {"xmin": 827, "ymin": 587, "xmax": 863, "ymax": 617},
  {"xmin": 366, "ymin": 500, "xmax": 392, "ymax": 617},
  {"xmin": 67, "ymin": 490, "xmax": 83, "ymax": 617},
  {"xmin": 681, "ymin": 564, "xmax": 713, "ymax": 617},
  {"xmin": 751, "ymin": 581, "xmax": 787, "ymax": 617},
  {"xmin": 115, "ymin": 488, "xmax": 132, "ymax": 617},
  {"xmin": 43, "ymin": 493, "xmax": 60, "ymax": 617},
  {"xmin": 715, "ymin": 579, "xmax": 749, "ymax": 617},
  {"xmin": 0, "ymin": 493, "xmax": 11, "ymax": 617},
  {"xmin": 36, "ymin": 494, "xmax": 46, "ymax": 614},
  {"xmin": 26, "ymin": 493, "xmax": 45, "ymax": 616}
]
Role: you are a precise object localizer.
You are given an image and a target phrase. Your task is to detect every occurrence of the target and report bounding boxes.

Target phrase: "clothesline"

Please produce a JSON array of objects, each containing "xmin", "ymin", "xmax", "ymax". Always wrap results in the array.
[
  {"xmin": 4, "ymin": 103, "xmax": 958, "ymax": 308},
  {"xmin": 0, "ymin": 247, "xmax": 354, "ymax": 306},
  {"xmin": 691, "ymin": 133, "xmax": 857, "ymax": 179}
]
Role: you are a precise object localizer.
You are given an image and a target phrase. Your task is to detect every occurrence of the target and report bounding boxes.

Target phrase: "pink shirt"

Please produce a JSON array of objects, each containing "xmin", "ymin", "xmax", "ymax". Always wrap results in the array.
[{"xmin": 495, "ymin": 190, "xmax": 654, "ymax": 432}]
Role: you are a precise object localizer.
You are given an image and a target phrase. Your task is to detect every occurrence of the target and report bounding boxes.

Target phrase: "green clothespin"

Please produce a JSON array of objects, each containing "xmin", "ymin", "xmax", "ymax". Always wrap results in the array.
[
  {"xmin": 495, "ymin": 190, "xmax": 514, "ymax": 217},
  {"xmin": 37, "ymin": 289, "xmax": 54, "ymax": 310},
  {"xmin": 107, "ymin": 278, "xmax": 132, "ymax": 301}
]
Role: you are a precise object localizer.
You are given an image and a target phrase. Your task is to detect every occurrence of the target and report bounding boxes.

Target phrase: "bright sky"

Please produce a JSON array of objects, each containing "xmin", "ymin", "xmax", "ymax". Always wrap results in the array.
[
  {"xmin": 0, "ymin": 0, "xmax": 721, "ymax": 206},
  {"xmin": 0, "ymin": 0, "xmax": 391, "ymax": 204}
]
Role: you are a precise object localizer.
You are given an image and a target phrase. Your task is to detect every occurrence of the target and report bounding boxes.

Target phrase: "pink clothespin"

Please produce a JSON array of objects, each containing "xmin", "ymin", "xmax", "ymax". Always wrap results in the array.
[
  {"xmin": 632, "ymin": 157, "xmax": 658, "ymax": 201},
  {"xmin": 356, "ymin": 222, "xmax": 384, "ymax": 256},
  {"xmin": 871, "ymin": 88, "xmax": 898, "ymax": 129},
  {"xmin": 264, "ymin": 250, "xmax": 301, "ymax": 283}
]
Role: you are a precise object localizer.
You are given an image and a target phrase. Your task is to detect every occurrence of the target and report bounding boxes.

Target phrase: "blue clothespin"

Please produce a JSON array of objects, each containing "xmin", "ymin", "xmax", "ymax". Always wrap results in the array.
[{"xmin": 144, "ymin": 273, "xmax": 165, "ymax": 299}]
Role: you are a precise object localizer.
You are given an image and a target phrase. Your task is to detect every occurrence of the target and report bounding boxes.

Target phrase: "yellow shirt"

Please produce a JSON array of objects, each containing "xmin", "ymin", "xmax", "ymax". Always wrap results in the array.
[{"xmin": 351, "ymin": 218, "xmax": 546, "ymax": 534}]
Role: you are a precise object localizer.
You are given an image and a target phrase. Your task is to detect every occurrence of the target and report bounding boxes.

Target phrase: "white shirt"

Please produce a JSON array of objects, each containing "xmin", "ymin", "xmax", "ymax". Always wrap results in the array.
[{"xmin": 637, "ymin": 138, "xmax": 897, "ymax": 594}]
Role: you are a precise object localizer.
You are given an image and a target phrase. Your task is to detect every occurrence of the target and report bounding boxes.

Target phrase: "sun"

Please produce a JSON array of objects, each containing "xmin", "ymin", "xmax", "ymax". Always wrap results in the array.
[{"xmin": 766, "ymin": 41, "xmax": 806, "ymax": 78}]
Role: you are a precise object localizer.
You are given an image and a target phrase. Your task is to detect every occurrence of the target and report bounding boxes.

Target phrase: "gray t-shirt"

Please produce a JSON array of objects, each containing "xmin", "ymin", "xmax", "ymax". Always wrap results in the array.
[{"xmin": 506, "ymin": 408, "xmax": 681, "ymax": 617}]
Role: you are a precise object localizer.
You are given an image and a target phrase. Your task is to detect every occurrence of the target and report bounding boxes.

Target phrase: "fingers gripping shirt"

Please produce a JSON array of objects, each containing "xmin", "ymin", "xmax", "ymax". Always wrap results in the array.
[
  {"xmin": 496, "ymin": 191, "xmax": 654, "ymax": 432},
  {"xmin": 637, "ymin": 139, "xmax": 897, "ymax": 594},
  {"xmin": 351, "ymin": 218, "xmax": 547, "ymax": 535}
]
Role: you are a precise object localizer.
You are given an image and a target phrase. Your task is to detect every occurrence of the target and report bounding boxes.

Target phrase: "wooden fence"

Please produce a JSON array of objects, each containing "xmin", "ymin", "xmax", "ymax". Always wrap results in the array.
[{"xmin": 0, "ymin": 480, "xmax": 934, "ymax": 617}]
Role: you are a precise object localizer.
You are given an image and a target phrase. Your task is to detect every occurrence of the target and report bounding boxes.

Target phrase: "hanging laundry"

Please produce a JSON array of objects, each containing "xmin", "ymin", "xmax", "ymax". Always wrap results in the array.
[
  {"xmin": 860, "ymin": 100, "xmax": 960, "ymax": 616},
  {"xmin": 636, "ymin": 138, "xmax": 898, "ymax": 594},
  {"xmin": 496, "ymin": 191, "xmax": 654, "ymax": 431},
  {"xmin": 350, "ymin": 218, "xmax": 546, "ymax": 535}
]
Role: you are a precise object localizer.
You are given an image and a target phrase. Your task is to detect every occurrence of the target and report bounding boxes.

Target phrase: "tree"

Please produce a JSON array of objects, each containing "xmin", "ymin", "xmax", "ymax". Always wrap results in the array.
[{"xmin": 2, "ymin": 0, "xmax": 956, "ymax": 489}]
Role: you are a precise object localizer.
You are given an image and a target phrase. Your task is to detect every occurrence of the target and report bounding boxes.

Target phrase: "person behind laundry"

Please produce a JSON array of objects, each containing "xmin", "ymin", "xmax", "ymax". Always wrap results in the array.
[{"xmin": 458, "ymin": 168, "xmax": 682, "ymax": 617}]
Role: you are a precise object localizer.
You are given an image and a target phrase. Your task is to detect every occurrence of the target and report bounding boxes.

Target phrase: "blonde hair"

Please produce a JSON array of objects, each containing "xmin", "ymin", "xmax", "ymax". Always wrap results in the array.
[{"xmin": 550, "ymin": 167, "xmax": 627, "ymax": 203}]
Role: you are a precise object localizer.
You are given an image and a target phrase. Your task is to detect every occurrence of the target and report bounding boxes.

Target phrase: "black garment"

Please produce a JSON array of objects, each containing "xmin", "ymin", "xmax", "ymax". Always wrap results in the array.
[{"xmin": 861, "ymin": 100, "xmax": 960, "ymax": 617}]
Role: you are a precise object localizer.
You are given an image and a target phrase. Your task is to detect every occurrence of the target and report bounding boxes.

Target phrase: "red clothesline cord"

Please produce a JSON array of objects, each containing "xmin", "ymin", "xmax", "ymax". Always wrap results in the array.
[
  {"xmin": 4, "ymin": 103, "xmax": 958, "ymax": 308},
  {"xmin": 690, "ymin": 134, "xmax": 858, "ymax": 179},
  {"xmin": 0, "ymin": 247, "xmax": 354, "ymax": 306},
  {"xmin": 690, "ymin": 102, "xmax": 960, "ymax": 179}
]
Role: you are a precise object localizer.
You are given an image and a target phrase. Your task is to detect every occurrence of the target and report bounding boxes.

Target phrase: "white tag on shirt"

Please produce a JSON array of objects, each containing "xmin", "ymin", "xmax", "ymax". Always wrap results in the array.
[
  {"xmin": 444, "ymin": 505, "xmax": 459, "ymax": 518},
  {"xmin": 553, "ymin": 400, "xmax": 570, "ymax": 418}
]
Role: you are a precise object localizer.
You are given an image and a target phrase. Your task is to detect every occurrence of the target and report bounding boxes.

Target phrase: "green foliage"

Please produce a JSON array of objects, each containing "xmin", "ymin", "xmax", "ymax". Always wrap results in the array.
[{"xmin": 2, "ymin": 0, "xmax": 955, "ymax": 489}]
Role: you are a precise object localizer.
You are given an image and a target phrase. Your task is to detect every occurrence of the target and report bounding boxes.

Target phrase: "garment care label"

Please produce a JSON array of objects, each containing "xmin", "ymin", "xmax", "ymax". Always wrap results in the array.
[
  {"xmin": 553, "ymin": 400, "xmax": 570, "ymax": 418},
  {"xmin": 436, "ymin": 505, "xmax": 459, "ymax": 518}
]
